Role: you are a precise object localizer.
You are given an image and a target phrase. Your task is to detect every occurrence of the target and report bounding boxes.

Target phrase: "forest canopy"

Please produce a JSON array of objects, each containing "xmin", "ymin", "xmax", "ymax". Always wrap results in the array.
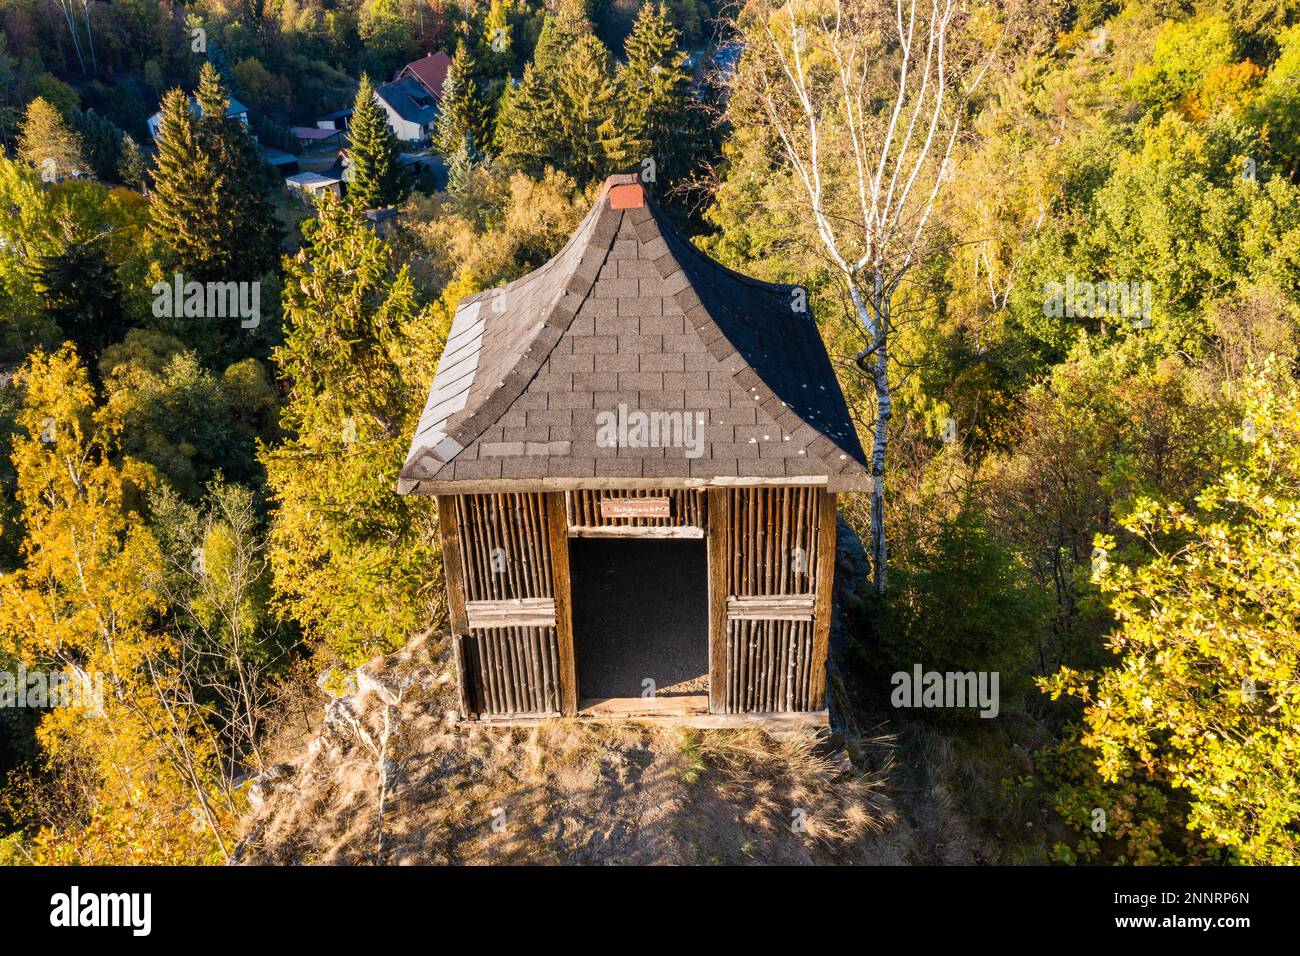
[{"xmin": 0, "ymin": 0, "xmax": 1298, "ymax": 866}]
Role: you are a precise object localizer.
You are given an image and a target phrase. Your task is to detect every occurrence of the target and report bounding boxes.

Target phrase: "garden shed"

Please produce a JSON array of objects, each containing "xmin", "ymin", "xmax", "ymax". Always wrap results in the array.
[{"xmin": 398, "ymin": 174, "xmax": 871, "ymax": 727}]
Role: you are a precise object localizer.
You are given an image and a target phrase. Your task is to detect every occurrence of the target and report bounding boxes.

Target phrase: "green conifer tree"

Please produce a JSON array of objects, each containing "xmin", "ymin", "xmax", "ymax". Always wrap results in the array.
[
  {"xmin": 618, "ymin": 2, "xmax": 691, "ymax": 182},
  {"xmin": 150, "ymin": 64, "xmax": 279, "ymax": 283},
  {"xmin": 148, "ymin": 88, "xmax": 212, "ymax": 271},
  {"xmin": 347, "ymin": 74, "xmax": 409, "ymax": 211},
  {"xmin": 261, "ymin": 193, "xmax": 433, "ymax": 665},
  {"xmin": 435, "ymin": 46, "xmax": 489, "ymax": 161},
  {"xmin": 29, "ymin": 222, "xmax": 127, "ymax": 362},
  {"xmin": 556, "ymin": 33, "xmax": 623, "ymax": 183},
  {"xmin": 497, "ymin": 14, "xmax": 621, "ymax": 184}
]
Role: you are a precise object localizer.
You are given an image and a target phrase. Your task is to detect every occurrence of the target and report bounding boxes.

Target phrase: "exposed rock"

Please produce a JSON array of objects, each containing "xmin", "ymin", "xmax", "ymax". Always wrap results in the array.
[{"xmin": 247, "ymin": 763, "xmax": 296, "ymax": 809}]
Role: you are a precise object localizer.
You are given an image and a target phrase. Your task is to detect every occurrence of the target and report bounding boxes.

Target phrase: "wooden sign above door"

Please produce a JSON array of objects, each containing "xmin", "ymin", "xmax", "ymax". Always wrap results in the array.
[{"xmin": 600, "ymin": 497, "xmax": 671, "ymax": 519}]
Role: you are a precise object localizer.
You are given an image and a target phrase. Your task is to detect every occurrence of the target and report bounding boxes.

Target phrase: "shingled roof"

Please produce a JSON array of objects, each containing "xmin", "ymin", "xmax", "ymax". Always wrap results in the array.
[{"xmin": 397, "ymin": 174, "xmax": 870, "ymax": 494}]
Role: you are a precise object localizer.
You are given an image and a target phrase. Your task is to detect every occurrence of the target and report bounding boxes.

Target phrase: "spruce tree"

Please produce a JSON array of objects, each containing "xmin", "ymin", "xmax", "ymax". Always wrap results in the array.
[
  {"xmin": 497, "ymin": 14, "xmax": 622, "ymax": 184},
  {"xmin": 70, "ymin": 108, "xmax": 124, "ymax": 182},
  {"xmin": 193, "ymin": 63, "xmax": 280, "ymax": 279},
  {"xmin": 118, "ymin": 133, "xmax": 148, "ymax": 191},
  {"xmin": 347, "ymin": 74, "xmax": 408, "ymax": 211},
  {"xmin": 261, "ymin": 193, "xmax": 432, "ymax": 665},
  {"xmin": 148, "ymin": 88, "xmax": 212, "ymax": 272},
  {"xmin": 556, "ymin": 33, "xmax": 623, "ymax": 183},
  {"xmin": 618, "ymin": 2, "xmax": 691, "ymax": 182},
  {"xmin": 435, "ymin": 46, "xmax": 489, "ymax": 162},
  {"xmin": 29, "ymin": 222, "xmax": 127, "ymax": 361},
  {"xmin": 149, "ymin": 64, "xmax": 279, "ymax": 283}
]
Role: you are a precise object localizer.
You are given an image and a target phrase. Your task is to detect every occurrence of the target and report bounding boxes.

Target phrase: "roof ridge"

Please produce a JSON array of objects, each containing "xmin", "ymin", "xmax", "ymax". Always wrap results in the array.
[
  {"xmin": 400, "ymin": 188, "xmax": 625, "ymax": 481},
  {"xmin": 632, "ymin": 192, "xmax": 869, "ymax": 476}
]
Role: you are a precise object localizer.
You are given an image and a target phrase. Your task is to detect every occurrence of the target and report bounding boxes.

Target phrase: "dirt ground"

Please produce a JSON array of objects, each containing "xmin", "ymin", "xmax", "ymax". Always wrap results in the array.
[
  {"xmin": 237, "ymin": 521, "xmax": 1007, "ymax": 866},
  {"xmin": 238, "ymin": 633, "xmax": 921, "ymax": 865}
]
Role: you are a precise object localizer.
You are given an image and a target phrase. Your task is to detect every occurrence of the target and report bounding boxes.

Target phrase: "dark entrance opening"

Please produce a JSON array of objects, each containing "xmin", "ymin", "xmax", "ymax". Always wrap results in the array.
[{"xmin": 569, "ymin": 538, "xmax": 709, "ymax": 700}]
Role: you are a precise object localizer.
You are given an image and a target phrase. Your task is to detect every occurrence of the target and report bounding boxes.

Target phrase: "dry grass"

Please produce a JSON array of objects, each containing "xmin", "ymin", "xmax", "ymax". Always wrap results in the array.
[{"xmin": 236, "ymin": 637, "xmax": 902, "ymax": 866}]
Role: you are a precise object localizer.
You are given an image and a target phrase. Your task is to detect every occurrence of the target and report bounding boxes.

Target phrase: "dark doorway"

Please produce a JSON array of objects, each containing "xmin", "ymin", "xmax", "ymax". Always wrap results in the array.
[{"xmin": 569, "ymin": 538, "xmax": 709, "ymax": 700}]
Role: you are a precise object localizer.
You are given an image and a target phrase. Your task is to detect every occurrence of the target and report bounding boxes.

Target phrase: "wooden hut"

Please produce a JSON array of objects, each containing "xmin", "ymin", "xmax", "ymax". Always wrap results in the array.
[{"xmin": 398, "ymin": 175, "xmax": 870, "ymax": 728}]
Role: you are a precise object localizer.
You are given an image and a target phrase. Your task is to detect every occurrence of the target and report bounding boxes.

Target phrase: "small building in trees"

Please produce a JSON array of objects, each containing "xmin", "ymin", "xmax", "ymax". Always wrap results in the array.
[
  {"xmin": 285, "ymin": 170, "xmax": 343, "ymax": 201},
  {"xmin": 398, "ymin": 175, "xmax": 870, "ymax": 728},
  {"xmin": 290, "ymin": 125, "xmax": 343, "ymax": 151},
  {"xmin": 316, "ymin": 108, "xmax": 353, "ymax": 132}
]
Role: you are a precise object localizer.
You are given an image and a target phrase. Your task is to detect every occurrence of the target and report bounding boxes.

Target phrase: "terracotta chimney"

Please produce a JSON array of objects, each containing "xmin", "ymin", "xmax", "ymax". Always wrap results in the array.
[{"xmin": 609, "ymin": 181, "xmax": 645, "ymax": 210}]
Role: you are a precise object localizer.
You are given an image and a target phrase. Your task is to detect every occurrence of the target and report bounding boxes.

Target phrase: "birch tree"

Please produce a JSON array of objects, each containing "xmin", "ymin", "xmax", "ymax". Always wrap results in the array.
[{"xmin": 741, "ymin": 0, "xmax": 1005, "ymax": 591}]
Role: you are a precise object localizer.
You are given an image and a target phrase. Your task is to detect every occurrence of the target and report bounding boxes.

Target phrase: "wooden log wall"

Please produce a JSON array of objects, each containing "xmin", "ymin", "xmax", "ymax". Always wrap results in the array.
[
  {"xmin": 712, "ymin": 487, "xmax": 835, "ymax": 715},
  {"xmin": 454, "ymin": 493, "xmax": 553, "ymax": 601},
  {"xmin": 726, "ymin": 619, "xmax": 814, "ymax": 713},
  {"xmin": 442, "ymin": 493, "xmax": 570, "ymax": 717},
  {"xmin": 463, "ymin": 625, "xmax": 561, "ymax": 715},
  {"xmin": 722, "ymin": 487, "xmax": 819, "ymax": 596},
  {"xmin": 567, "ymin": 488, "xmax": 704, "ymax": 534}
]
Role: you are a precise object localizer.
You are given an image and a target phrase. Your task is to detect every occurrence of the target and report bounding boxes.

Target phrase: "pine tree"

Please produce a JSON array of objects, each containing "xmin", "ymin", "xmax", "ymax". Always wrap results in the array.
[
  {"xmin": 260, "ymin": 194, "xmax": 433, "ymax": 665},
  {"xmin": 618, "ymin": 2, "xmax": 691, "ymax": 182},
  {"xmin": 347, "ymin": 74, "xmax": 408, "ymax": 211},
  {"xmin": 16, "ymin": 97, "xmax": 84, "ymax": 180},
  {"xmin": 496, "ymin": 14, "xmax": 622, "ymax": 184},
  {"xmin": 149, "ymin": 64, "xmax": 279, "ymax": 284},
  {"xmin": 29, "ymin": 222, "xmax": 127, "ymax": 362},
  {"xmin": 435, "ymin": 46, "xmax": 489, "ymax": 161}
]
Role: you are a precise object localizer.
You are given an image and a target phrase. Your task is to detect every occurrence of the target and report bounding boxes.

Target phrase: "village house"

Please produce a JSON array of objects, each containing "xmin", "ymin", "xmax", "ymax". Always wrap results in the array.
[
  {"xmin": 399, "ymin": 175, "xmax": 870, "ymax": 729},
  {"xmin": 371, "ymin": 51, "xmax": 450, "ymax": 144},
  {"xmin": 372, "ymin": 76, "xmax": 439, "ymax": 144}
]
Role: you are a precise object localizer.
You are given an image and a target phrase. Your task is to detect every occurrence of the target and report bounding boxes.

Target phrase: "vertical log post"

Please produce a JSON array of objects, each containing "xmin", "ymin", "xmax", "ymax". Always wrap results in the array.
[
  {"xmin": 809, "ymin": 489, "xmax": 837, "ymax": 710},
  {"xmin": 545, "ymin": 492, "xmax": 578, "ymax": 715},
  {"xmin": 437, "ymin": 495, "xmax": 475, "ymax": 718},
  {"xmin": 707, "ymin": 488, "xmax": 729, "ymax": 713}
]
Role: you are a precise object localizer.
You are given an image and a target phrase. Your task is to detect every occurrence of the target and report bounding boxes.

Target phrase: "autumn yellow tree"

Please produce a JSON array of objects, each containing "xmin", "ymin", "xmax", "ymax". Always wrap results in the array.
[
  {"xmin": 1043, "ymin": 365, "xmax": 1300, "ymax": 864},
  {"xmin": 0, "ymin": 346, "xmax": 234, "ymax": 863}
]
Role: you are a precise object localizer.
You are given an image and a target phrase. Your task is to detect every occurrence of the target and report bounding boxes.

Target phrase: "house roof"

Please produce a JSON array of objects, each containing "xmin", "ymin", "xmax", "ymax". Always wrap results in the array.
[
  {"xmin": 397, "ymin": 51, "xmax": 451, "ymax": 100},
  {"xmin": 290, "ymin": 126, "xmax": 341, "ymax": 141},
  {"xmin": 147, "ymin": 96, "xmax": 248, "ymax": 130},
  {"xmin": 260, "ymin": 146, "xmax": 298, "ymax": 166},
  {"xmin": 286, "ymin": 171, "xmax": 341, "ymax": 188},
  {"xmin": 398, "ymin": 174, "xmax": 870, "ymax": 494},
  {"xmin": 374, "ymin": 76, "xmax": 439, "ymax": 126}
]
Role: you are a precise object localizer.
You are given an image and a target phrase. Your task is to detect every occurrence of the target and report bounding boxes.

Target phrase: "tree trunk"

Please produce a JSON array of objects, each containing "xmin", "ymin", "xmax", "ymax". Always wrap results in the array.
[
  {"xmin": 869, "ymin": 327, "xmax": 891, "ymax": 594},
  {"xmin": 58, "ymin": 1, "xmax": 86, "ymax": 74}
]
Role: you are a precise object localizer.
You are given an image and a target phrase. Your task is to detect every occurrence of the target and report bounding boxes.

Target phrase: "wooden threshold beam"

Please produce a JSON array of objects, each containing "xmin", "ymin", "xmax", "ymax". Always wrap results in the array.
[
  {"xmin": 464, "ymin": 710, "xmax": 831, "ymax": 732},
  {"xmin": 567, "ymin": 525, "xmax": 704, "ymax": 539}
]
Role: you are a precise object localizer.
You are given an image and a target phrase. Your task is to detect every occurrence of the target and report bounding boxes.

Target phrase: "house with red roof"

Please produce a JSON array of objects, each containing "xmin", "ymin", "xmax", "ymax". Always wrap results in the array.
[{"xmin": 395, "ymin": 51, "xmax": 451, "ymax": 102}]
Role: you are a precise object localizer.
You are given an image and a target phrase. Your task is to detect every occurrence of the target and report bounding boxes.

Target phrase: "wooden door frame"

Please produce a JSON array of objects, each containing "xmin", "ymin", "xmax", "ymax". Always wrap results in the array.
[
  {"xmin": 545, "ymin": 492, "xmax": 578, "ymax": 716},
  {"xmin": 706, "ymin": 489, "xmax": 728, "ymax": 714}
]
